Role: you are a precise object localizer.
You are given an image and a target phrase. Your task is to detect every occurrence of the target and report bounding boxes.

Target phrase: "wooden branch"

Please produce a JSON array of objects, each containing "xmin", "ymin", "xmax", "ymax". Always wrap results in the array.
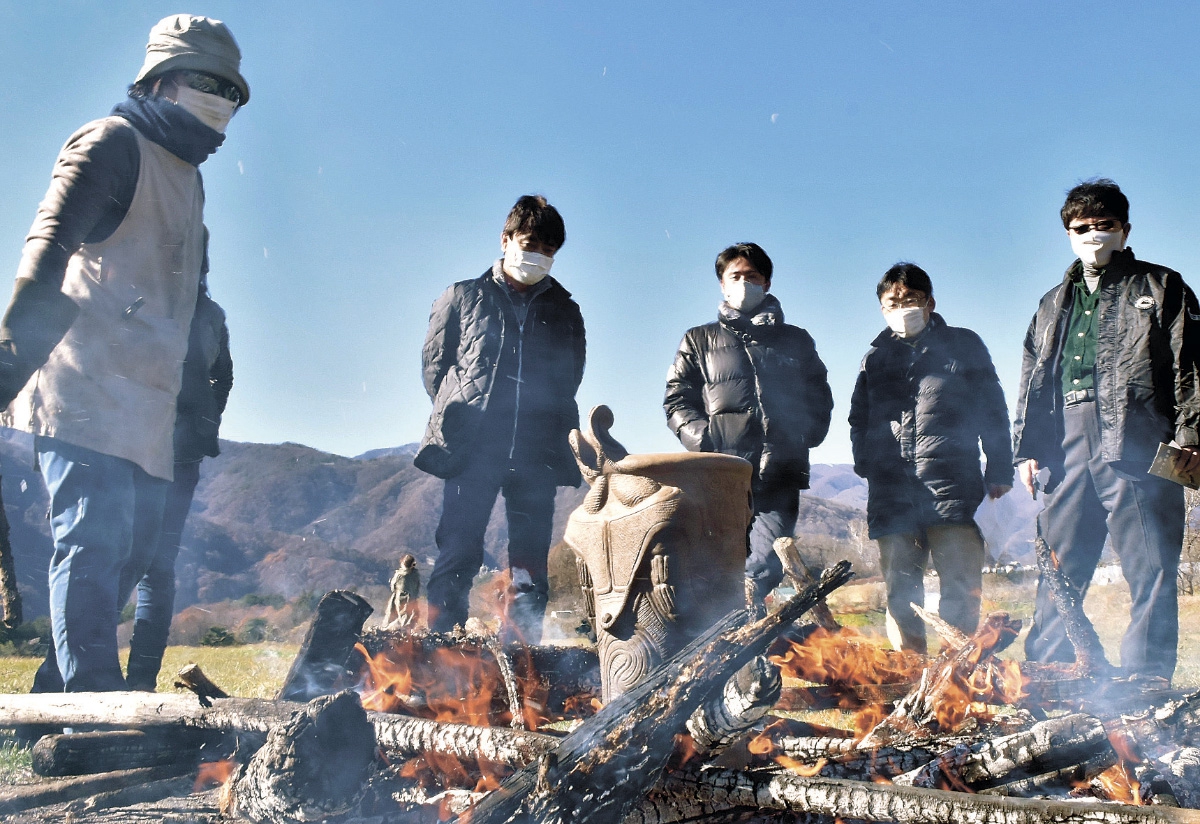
[
  {"xmin": 0, "ymin": 765, "xmax": 191, "ymax": 816},
  {"xmin": 0, "ymin": 691, "xmax": 558, "ymax": 766},
  {"xmin": 467, "ymin": 560, "xmax": 855, "ymax": 824},
  {"xmin": 912, "ymin": 602, "xmax": 969, "ymax": 650},
  {"xmin": 642, "ymin": 766, "xmax": 1200, "ymax": 824},
  {"xmin": 773, "ymin": 537, "xmax": 839, "ymax": 631},
  {"xmin": 1034, "ymin": 534, "xmax": 1115, "ymax": 677},
  {"xmin": 31, "ymin": 728, "xmax": 217, "ymax": 776},
  {"xmin": 277, "ymin": 590, "xmax": 375, "ymax": 702},
  {"xmin": 486, "ymin": 635, "xmax": 526, "ymax": 730},
  {"xmin": 174, "ymin": 663, "xmax": 229, "ymax": 706}
]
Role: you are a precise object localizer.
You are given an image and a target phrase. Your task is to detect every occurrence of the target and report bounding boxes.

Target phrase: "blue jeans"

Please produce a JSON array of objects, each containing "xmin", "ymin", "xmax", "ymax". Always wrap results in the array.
[
  {"xmin": 126, "ymin": 459, "xmax": 201, "ymax": 690},
  {"xmin": 746, "ymin": 479, "xmax": 800, "ymax": 601},
  {"xmin": 32, "ymin": 437, "xmax": 167, "ymax": 692},
  {"xmin": 426, "ymin": 458, "xmax": 557, "ymax": 639}
]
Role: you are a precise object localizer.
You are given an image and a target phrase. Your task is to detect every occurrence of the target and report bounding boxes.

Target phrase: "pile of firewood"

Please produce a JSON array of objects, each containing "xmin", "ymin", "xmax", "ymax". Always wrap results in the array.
[{"xmin": 5, "ymin": 558, "xmax": 1200, "ymax": 823}]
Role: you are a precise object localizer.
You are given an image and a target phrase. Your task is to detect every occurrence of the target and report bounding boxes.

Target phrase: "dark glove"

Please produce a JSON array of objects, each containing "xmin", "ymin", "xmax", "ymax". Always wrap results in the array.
[{"xmin": 0, "ymin": 278, "xmax": 79, "ymax": 408}]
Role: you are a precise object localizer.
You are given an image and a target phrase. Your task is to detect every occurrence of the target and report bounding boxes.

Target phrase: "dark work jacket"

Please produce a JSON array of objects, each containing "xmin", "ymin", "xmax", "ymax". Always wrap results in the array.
[
  {"xmin": 1013, "ymin": 249, "xmax": 1200, "ymax": 487},
  {"xmin": 174, "ymin": 292, "xmax": 232, "ymax": 463},
  {"xmin": 417, "ymin": 264, "xmax": 586, "ymax": 486},
  {"xmin": 849, "ymin": 313, "xmax": 1012, "ymax": 538},
  {"xmin": 663, "ymin": 296, "xmax": 833, "ymax": 489}
]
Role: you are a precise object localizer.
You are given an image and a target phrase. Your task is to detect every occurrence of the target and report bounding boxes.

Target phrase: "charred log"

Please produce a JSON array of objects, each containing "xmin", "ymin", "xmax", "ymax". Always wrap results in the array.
[
  {"xmin": 687, "ymin": 656, "xmax": 781, "ymax": 755},
  {"xmin": 0, "ymin": 765, "xmax": 191, "ymax": 816},
  {"xmin": 772, "ymin": 537, "xmax": 838, "ymax": 631},
  {"xmin": 467, "ymin": 560, "xmax": 855, "ymax": 824},
  {"xmin": 277, "ymin": 590, "xmax": 375, "ymax": 702},
  {"xmin": 647, "ymin": 765, "xmax": 1200, "ymax": 824},
  {"xmin": 0, "ymin": 691, "xmax": 558, "ymax": 766},
  {"xmin": 31, "ymin": 728, "xmax": 219, "ymax": 777},
  {"xmin": 896, "ymin": 713, "xmax": 1115, "ymax": 791},
  {"xmin": 225, "ymin": 691, "xmax": 376, "ymax": 824}
]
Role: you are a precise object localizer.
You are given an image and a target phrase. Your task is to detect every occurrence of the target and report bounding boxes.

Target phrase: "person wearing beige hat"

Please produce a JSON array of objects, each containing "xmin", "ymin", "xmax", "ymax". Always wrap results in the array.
[{"xmin": 0, "ymin": 15, "xmax": 249, "ymax": 694}]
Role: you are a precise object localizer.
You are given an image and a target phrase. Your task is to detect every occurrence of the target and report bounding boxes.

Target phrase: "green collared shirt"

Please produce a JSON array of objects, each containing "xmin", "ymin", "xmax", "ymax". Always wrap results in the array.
[{"xmin": 1060, "ymin": 264, "xmax": 1102, "ymax": 396}]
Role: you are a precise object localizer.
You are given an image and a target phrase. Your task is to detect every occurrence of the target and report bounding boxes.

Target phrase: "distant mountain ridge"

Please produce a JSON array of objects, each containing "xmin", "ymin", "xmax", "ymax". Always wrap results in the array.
[{"xmin": 0, "ymin": 435, "xmax": 1039, "ymax": 622}]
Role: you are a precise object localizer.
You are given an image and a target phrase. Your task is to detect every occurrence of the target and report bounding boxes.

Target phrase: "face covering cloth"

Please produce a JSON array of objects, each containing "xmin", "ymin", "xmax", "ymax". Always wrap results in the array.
[
  {"xmin": 503, "ymin": 244, "xmax": 554, "ymax": 286},
  {"xmin": 1070, "ymin": 228, "xmax": 1125, "ymax": 268},
  {"xmin": 884, "ymin": 306, "xmax": 927, "ymax": 338},
  {"xmin": 723, "ymin": 281, "xmax": 766, "ymax": 313},
  {"xmin": 174, "ymin": 86, "xmax": 237, "ymax": 134}
]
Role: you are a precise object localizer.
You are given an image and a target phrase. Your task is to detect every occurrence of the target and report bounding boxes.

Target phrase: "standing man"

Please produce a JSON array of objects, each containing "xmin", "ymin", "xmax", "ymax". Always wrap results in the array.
[
  {"xmin": 849, "ymin": 263, "xmax": 1012, "ymax": 654},
  {"xmin": 417, "ymin": 195, "xmax": 585, "ymax": 644},
  {"xmin": 1014, "ymin": 179, "xmax": 1200, "ymax": 680},
  {"xmin": 0, "ymin": 15, "xmax": 249, "ymax": 692},
  {"xmin": 664, "ymin": 243, "xmax": 833, "ymax": 602}
]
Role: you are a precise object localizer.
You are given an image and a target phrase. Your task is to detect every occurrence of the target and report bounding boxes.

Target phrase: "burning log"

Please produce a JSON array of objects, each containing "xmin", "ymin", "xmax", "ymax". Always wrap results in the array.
[
  {"xmin": 895, "ymin": 713, "xmax": 1116, "ymax": 792},
  {"xmin": 1033, "ymin": 533, "xmax": 1116, "ymax": 678},
  {"xmin": 858, "ymin": 612, "xmax": 1023, "ymax": 749},
  {"xmin": 277, "ymin": 589, "xmax": 375, "ymax": 702},
  {"xmin": 225, "ymin": 691, "xmax": 377, "ymax": 824},
  {"xmin": 31, "ymin": 728, "xmax": 218, "ymax": 776},
  {"xmin": 639, "ymin": 766, "xmax": 1200, "ymax": 824},
  {"xmin": 0, "ymin": 764, "xmax": 191, "ymax": 816},
  {"xmin": 913, "ymin": 602, "xmax": 970, "ymax": 651},
  {"xmin": 467, "ymin": 560, "xmax": 855, "ymax": 824},
  {"xmin": 0, "ymin": 691, "xmax": 558, "ymax": 766},
  {"xmin": 686, "ymin": 656, "xmax": 782, "ymax": 755}
]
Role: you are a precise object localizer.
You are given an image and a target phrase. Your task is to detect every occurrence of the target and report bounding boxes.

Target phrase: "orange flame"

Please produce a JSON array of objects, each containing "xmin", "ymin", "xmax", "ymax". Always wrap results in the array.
[
  {"xmin": 777, "ymin": 755, "xmax": 827, "ymax": 776},
  {"xmin": 194, "ymin": 759, "xmax": 235, "ymax": 792},
  {"xmin": 1094, "ymin": 731, "xmax": 1144, "ymax": 805},
  {"xmin": 770, "ymin": 626, "xmax": 927, "ymax": 689}
]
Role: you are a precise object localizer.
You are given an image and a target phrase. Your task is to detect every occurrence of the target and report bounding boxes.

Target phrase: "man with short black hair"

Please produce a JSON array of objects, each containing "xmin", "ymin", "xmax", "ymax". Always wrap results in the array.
[
  {"xmin": 417, "ymin": 195, "xmax": 586, "ymax": 643},
  {"xmin": 850, "ymin": 263, "xmax": 1011, "ymax": 654},
  {"xmin": 0, "ymin": 15, "xmax": 248, "ymax": 692},
  {"xmin": 1014, "ymin": 179, "xmax": 1200, "ymax": 679},
  {"xmin": 665, "ymin": 243, "xmax": 833, "ymax": 601}
]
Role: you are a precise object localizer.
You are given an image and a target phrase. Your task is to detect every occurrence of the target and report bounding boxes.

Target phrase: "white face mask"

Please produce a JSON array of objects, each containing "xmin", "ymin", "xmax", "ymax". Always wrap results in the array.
[
  {"xmin": 503, "ymin": 243, "xmax": 554, "ymax": 286},
  {"xmin": 723, "ymin": 281, "xmax": 766, "ymax": 313},
  {"xmin": 1069, "ymin": 228, "xmax": 1125, "ymax": 268},
  {"xmin": 174, "ymin": 86, "xmax": 237, "ymax": 134},
  {"xmin": 884, "ymin": 306, "xmax": 928, "ymax": 338}
]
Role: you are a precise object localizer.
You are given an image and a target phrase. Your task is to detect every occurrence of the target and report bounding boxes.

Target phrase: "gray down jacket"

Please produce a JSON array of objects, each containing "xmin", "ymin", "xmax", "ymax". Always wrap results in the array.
[
  {"xmin": 663, "ymin": 296, "xmax": 833, "ymax": 488},
  {"xmin": 416, "ymin": 266, "xmax": 585, "ymax": 485}
]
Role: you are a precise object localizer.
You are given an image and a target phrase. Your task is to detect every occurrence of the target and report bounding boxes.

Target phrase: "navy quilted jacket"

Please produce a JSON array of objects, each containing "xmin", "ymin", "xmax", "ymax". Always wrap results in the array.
[{"xmin": 416, "ymin": 265, "xmax": 585, "ymax": 484}]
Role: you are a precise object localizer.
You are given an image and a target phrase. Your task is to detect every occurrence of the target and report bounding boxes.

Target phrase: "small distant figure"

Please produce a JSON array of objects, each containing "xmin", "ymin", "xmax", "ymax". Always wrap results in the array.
[{"xmin": 382, "ymin": 554, "xmax": 421, "ymax": 629}]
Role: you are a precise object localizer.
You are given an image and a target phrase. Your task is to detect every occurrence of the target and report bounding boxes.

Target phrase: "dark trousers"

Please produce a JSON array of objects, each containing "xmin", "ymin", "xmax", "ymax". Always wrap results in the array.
[
  {"xmin": 746, "ymin": 479, "xmax": 800, "ymax": 601},
  {"xmin": 125, "ymin": 459, "xmax": 202, "ymax": 690},
  {"xmin": 426, "ymin": 458, "xmax": 557, "ymax": 639},
  {"xmin": 1025, "ymin": 401, "xmax": 1184, "ymax": 679}
]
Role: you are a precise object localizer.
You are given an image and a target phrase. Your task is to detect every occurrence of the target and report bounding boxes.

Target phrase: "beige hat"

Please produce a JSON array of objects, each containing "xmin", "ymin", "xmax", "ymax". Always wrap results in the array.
[{"xmin": 134, "ymin": 15, "xmax": 250, "ymax": 105}]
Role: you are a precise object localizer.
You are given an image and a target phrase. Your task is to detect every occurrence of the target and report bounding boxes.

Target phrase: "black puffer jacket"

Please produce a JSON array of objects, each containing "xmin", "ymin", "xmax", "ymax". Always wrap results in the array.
[
  {"xmin": 417, "ymin": 265, "xmax": 585, "ymax": 485},
  {"xmin": 1013, "ymin": 248, "xmax": 1200, "ymax": 484},
  {"xmin": 664, "ymin": 296, "xmax": 832, "ymax": 488},
  {"xmin": 849, "ymin": 313, "xmax": 1012, "ymax": 537}
]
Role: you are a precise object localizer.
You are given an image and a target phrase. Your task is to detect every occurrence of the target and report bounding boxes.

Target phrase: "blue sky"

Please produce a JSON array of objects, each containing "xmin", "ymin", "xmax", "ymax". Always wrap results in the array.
[{"xmin": 2, "ymin": 2, "xmax": 1199, "ymax": 465}]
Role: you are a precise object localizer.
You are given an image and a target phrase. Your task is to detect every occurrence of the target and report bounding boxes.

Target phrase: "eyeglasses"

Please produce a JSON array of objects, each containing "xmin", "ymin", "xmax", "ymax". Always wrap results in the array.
[
  {"xmin": 178, "ymin": 71, "xmax": 243, "ymax": 106},
  {"xmin": 1068, "ymin": 219, "xmax": 1122, "ymax": 234},
  {"xmin": 882, "ymin": 297, "xmax": 927, "ymax": 310}
]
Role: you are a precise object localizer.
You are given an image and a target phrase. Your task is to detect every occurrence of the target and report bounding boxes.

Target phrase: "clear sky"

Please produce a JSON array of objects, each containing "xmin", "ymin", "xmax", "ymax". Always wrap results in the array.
[{"xmin": 2, "ymin": 2, "xmax": 1199, "ymax": 464}]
